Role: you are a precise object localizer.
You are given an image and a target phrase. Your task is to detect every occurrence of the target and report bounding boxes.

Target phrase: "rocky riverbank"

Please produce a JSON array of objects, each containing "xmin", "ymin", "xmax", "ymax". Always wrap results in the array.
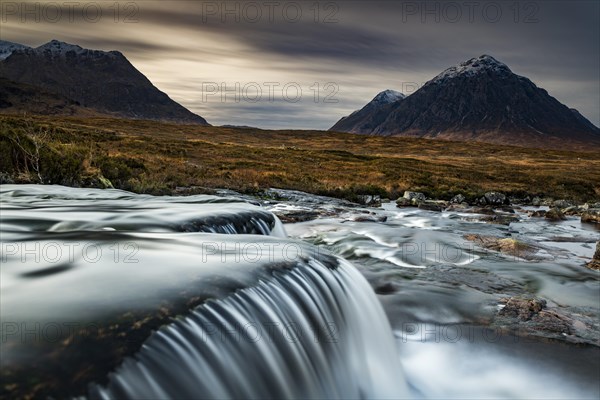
[
  {"xmin": 395, "ymin": 190, "xmax": 600, "ymax": 226},
  {"xmin": 253, "ymin": 188, "xmax": 599, "ymax": 348}
]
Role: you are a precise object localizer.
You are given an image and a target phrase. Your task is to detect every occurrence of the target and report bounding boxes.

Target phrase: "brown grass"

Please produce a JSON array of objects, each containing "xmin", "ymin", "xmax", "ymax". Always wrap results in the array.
[{"xmin": 1, "ymin": 114, "xmax": 599, "ymax": 202}]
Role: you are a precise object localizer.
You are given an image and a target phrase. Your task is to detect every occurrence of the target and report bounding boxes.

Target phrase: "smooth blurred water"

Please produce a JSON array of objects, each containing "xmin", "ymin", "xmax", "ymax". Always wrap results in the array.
[
  {"xmin": 0, "ymin": 185, "xmax": 406, "ymax": 399},
  {"xmin": 91, "ymin": 258, "xmax": 405, "ymax": 399},
  {"xmin": 1, "ymin": 185, "xmax": 599, "ymax": 399},
  {"xmin": 282, "ymin": 201, "xmax": 600, "ymax": 399},
  {"xmin": 285, "ymin": 203, "xmax": 599, "ymax": 321}
]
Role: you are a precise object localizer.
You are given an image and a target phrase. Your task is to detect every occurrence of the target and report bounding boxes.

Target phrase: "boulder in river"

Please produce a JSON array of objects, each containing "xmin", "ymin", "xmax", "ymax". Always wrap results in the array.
[
  {"xmin": 374, "ymin": 281, "xmax": 401, "ymax": 295},
  {"xmin": 530, "ymin": 210, "xmax": 547, "ymax": 218},
  {"xmin": 482, "ymin": 192, "xmax": 508, "ymax": 206},
  {"xmin": 492, "ymin": 296, "xmax": 598, "ymax": 344},
  {"xmin": 418, "ymin": 201, "xmax": 443, "ymax": 212},
  {"xmin": 275, "ymin": 210, "xmax": 321, "ymax": 223},
  {"xmin": 403, "ymin": 191, "xmax": 426, "ymax": 205},
  {"xmin": 553, "ymin": 199, "xmax": 573, "ymax": 209},
  {"xmin": 356, "ymin": 195, "xmax": 382, "ymax": 207},
  {"xmin": 586, "ymin": 242, "xmax": 600, "ymax": 271},
  {"xmin": 562, "ymin": 206, "xmax": 584, "ymax": 216},
  {"xmin": 464, "ymin": 234, "xmax": 536, "ymax": 258},
  {"xmin": 480, "ymin": 213, "xmax": 520, "ymax": 225},
  {"xmin": 353, "ymin": 215, "xmax": 388, "ymax": 223},
  {"xmin": 395, "ymin": 197, "xmax": 412, "ymax": 207},
  {"xmin": 499, "ymin": 297, "xmax": 547, "ymax": 321},
  {"xmin": 545, "ymin": 208, "xmax": 566, "ymax": 221},
  {"xmin": 531, "ymin": 196, "xmax": 541, "ymax": 206},
  {"xmin": 581, "ymin": 209, "xmax": 600, "ymax": 224},
  {"xmin": 451, "ymin": 194, "xmax": 466, "ymax": 204}
]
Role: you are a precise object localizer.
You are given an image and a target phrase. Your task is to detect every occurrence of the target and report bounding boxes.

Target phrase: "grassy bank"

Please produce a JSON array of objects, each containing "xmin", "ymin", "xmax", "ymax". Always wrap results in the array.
[{"xmin": 1, "ymin": 114, "xmax": 599, "ymax": 202}]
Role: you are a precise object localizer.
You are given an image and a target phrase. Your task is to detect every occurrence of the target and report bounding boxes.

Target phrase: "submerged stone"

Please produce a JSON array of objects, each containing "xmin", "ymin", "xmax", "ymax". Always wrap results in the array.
[{"xmin": 581, "ymin": 209, "xmax": 600, "ymax": 224}]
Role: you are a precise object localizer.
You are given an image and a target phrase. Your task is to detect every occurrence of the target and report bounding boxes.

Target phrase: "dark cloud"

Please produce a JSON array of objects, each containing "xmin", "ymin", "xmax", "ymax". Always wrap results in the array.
[
  {"xmin": 76, "ymin": 38, "xmax": 174, "ymax": 54},
  {"xmin": 2, "ymin": 0, "xmax": 598, "ymax": 128}
]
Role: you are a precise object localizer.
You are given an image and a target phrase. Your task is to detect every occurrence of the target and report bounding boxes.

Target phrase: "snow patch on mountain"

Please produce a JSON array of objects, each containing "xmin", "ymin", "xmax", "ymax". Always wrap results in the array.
[
  {"xmin": 371, "ymin": 89, "xmax": 406, "ymax": 105},
  {"xmin": 0, "ymin": 40, "xmax": 31, "ymax": 60},
  {"xmin": 35, "ymin": 40, "xmax": 86, "ymax": 55},
  {"xmin": 430, "ymin": 55, "xmax": 512, "ymax": 84}
]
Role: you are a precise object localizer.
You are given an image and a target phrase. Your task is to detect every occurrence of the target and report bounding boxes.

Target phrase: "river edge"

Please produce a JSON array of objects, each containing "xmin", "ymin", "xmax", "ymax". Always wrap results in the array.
[{"xmin": 1, "ymin": 184, "xmax": 599, "ymax": 399}]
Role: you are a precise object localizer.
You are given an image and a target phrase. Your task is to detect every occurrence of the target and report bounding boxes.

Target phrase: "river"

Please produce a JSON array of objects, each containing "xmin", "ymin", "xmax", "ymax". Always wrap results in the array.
[{"xmin": 1, "ymin": 185, "xmax": 598, "ymax": 399}]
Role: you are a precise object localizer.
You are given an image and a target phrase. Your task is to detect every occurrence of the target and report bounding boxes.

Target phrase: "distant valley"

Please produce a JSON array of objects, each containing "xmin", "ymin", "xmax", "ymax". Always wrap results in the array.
[{"xmin": 1, "ymin": 41, "xmax": 599, "ymax": 150}]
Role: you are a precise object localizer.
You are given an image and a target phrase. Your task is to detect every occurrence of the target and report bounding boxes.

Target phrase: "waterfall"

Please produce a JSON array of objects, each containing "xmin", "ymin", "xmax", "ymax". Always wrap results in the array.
[
  {"xmin": 0, "ymin": 185, "xmax": 407, "ymax": 399},
  {"xmin": 90, "ymin": 256, "xmax": 407, "ymax": 399}
]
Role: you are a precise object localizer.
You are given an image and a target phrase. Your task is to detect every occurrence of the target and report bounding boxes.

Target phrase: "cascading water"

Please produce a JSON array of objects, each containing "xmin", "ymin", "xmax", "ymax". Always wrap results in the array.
[
  {"xmin": 5, "ymin": 185, "xmax": 597, "ymax": 399},
  {"xmin": 90, "ymin": 257, "xmax": 406, "ymax": 399},
  {"xmin": 0, "ymin": 185, "xmax": 407, "ymax": 399}
]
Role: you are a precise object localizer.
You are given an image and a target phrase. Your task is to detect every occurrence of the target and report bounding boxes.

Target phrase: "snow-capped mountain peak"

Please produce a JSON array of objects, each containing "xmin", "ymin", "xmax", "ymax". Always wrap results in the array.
[
  {"xmin": 431, "ymin": 54, "xmax": 512, "ymax": 84},
  {"xmin": 371, "ymin": 89, "xmax": 406, "ymax": 105},
  {"xmin": 331, "ymin": 53, "xmax": 599, "ymax": 146},
  {"xmin": 35, "ymin": 39, "xmax": 86, "ymax": 55},
  {"xmin": 0, "ymin": 40, "xmax": 31, "ymax": 60},
  {"xmin": 1, "ymin": 38, "xmax": 210, "ymax": 125}
]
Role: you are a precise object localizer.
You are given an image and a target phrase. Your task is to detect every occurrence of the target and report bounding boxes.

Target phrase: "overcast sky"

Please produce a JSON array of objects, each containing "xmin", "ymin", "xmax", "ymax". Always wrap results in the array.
[{"xmin": 1, "ymin": 0, "xmax": 599, "ymax": 129}]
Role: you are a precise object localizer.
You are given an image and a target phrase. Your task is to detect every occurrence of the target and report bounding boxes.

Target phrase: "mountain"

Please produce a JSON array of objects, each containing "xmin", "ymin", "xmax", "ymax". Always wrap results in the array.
[
  {"xmin": 0, "ymin": 40, "xmax": 29, "ymax": 60},
  {"xmin": 0, "ymin": 78, "xmax": 102, "ymax": 116},
  {"xmin": 331, "ymin": 90, "xmax": 405, "ymax": 133},
  {"xmin": 0, "ymin": 40, "xmax": 209, "ymax": 125},
  {"xmin": 329, "ymin": 55, "xmax": 600, "ymax": 147}
]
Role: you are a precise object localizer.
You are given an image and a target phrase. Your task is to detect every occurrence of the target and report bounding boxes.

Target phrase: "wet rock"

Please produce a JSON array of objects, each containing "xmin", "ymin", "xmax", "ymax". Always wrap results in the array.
[
  {"xmin": 353, "ymin": 215, "xmax": 388, "ymax": 223},
  {"xmin": 531, "ymin": 196, "xmax": 541, "ymax": 207},
  {"xmin": 499, "ymin": 297, "xmax": 546, "ymax": 321},
  {"xmin": 586, "ymin": 242, "xmax": 600, "ymax": 271},
  {"xmin": 548, "ymin": 236, "xmax": 597, "ymax": 243},
  {"xmin": 480, "ymin": 214, "xmax": 520, "ymax": 226},
  {"xmin": 553, "ymin": 199, "xmax": 573, "ymax": 209},
  {"xmin": 482, "ymin": 192, "xmax": 508, "ymax": 206},
  {"xmin": 422, "ymin": 265, "xmax": 523, "ymax": 294},
  {"xmin": 356, "ymin": 195, "xmax": 381, "ymax": 207},
  {"xmin": 530, "ymin": 210, "xmax": 546, "ymax": 218},
  {"xmin": 545, "ymin": 208, "xmax": 566, "ymax": 221},
  {"xmin": 395, "ymin": 197, "xmax": 412, "ymax": 207},
  {"xmin": 541, "ymin": 198, "xmax": 555, "ymax": 207},
  {"xmin": 451, "ymin": 194, "xmax": 466, "ymax": 204},
  {"xmin": 374, "ymin": 282, "xmax": 400, "ymax": 295},
  {"xmin": 403, "ymin": 191, "xmax": 426, "ymax": 205},
  {"xmin": 464, "ymin": 234, "xmax": 536, "ymax": 258},
  {"xmin": 493, "ymin": 294, "xmax": 600, "ymax": 344},
  {"xmin": 471, "ymin": 207, "xmax": 497, "ymax": 215},
  {"xmin": 445, "ymin": 203, "xmax": 469, "ymax": 212},
  {"xmin": 447, "ymin": 205, "xmax": 518, "ymax": 224},
  {"xmin": 275, "ymin": 210, "xmax": 321, "ymax": 223},
  {"xmin": 562, "ymin": 206, "xmax": 584, "ymax": 216},
  {"xmin": 531, "ymin": 310, "xmax": 573, "ymax": 335},
  {"xmin": 418, "ymin": 201, "xmax": 443, "ymax": 212},
  {"xmin": 581, "ymin": 209, "xmax": 600, "ymax": 224},
  {"xmin": 493, "ymin": 300, "xmax": 597, "ymax": 345}
]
